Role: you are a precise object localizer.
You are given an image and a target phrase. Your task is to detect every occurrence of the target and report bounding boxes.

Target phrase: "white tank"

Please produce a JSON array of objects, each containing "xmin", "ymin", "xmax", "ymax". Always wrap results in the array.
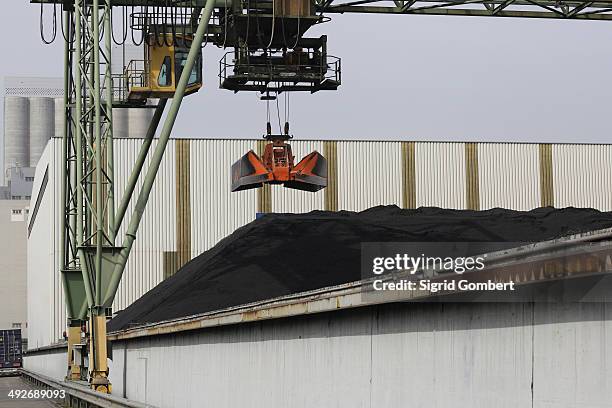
[
  {"xmin": 128, "ymin": 108, "xmax": 154, "ymax": 138},
  {"xmin": 29, "ymin": 97, "xmax": 54, "ymax": 166},
  {"xmin": 54, "ymin": 98, "xmax": 65, "ymax": 139},
  {"xmin": 113, "ymin": 107, "xmax": 129, "ymax": 138},
  {"xmin": 4, "ymin": 96, "xmax": 30, "ymax": 174}
]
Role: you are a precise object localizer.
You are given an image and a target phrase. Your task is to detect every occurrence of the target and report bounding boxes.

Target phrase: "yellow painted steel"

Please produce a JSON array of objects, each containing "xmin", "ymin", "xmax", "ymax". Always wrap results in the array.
[
  {"xmin": 67, "ymin": 326, "xmax": 82, "ymax": 381},
  {"xmin": 128, "ymin": 34, "xmax": 202, "ymax": 101},
  {"xmin": 176, "ymin": 139, "xmax": 192, "ymax": 269},
  {"xmin": 465, "ymin": 142, "xmax": 480, "ymax": 210},
  {"xmin": 401, "ymin": 142, "xmax": 416, "ymax": 209},
  {"xmin": 324, "ymin": 141, "xmax": 338, "ymax": 211},
  {"xmin": 539, "ymin": 144, "xmax": 554, "ymax": 207},
  {"xmin": 89, "ymin": 315, "xmax": 111, "ymax": 393}
]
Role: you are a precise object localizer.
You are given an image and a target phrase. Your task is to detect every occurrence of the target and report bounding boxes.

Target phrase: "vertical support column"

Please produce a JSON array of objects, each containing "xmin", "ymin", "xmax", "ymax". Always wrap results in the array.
[
  {"xmin": 104, "ymin": 0, "xmax": 115, "ymax": 242},
  {"xmin": 92, "ymin": 0, "xmax": 104, "ymax": 308},
  {"xmin": 465, "ymin": 142, "xmax": 480, "ymax": 210},
  {"xmin": 88, "ymin": 314, "xmax": 110, "ymax": 392},
  {"xmin": 61, "ymin": 6, "xmax": 75, "ymax": 321},
  {"xmin": 324, "ymin": 141, "xmax": 338, "ymax": 211},
  {"xmin": 103, "ymin": 0, "xmax": 217, "ymax": 307},
  {"xmin": 74, "ymin": 0, "xmax": 95, "ymax": 309},
  {"xmin": 539, "ymin": 143, "xmax": 554, "ymax": 207},
  {"xmin": 176, "ymin": 139, "xmax": 192, "ymax": 269},
  {"xmin": 257, "ymin": 140, "xmax": 272, "ymax": 213},
  {"xmin": 67, "ymin": 320, "xmax": 82, "ymax": 381},
  {"xmin": 401, "ymin": 142, "xmax": 416, "ymax": 209}
]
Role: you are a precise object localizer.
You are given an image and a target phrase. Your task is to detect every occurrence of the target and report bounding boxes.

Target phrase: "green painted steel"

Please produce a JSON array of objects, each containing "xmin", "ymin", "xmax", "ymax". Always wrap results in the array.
[
  {"xmin": 113, "ymin": 99, "xmax": 168, "ymax": 237},
  {"xmin": 74, "ymin": 0, "xmax": 95, "ymax": 310},
  {"xmin": 102, "ymin": 0, "xmax": 217, "ymax": 307}
]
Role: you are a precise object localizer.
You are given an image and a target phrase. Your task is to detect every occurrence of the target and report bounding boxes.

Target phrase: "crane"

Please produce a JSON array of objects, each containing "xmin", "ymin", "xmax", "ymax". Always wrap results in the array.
[{"xmin": 32, "ymin": 0, "xmax": 612, "ymax": 394}]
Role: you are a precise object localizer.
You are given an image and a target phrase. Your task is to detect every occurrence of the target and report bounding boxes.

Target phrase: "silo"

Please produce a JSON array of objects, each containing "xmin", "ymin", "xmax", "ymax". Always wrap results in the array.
[
  {"xmin": 4, "ymin": 96, "xmax": 30, "ymax": 173},
  {"xmin": 113, "ymin": 107, "xmax": 129, "ymax": 138},
  {"xmin": 128, "ymin": 107, "xmax": 154, "ymax": 138},
  {"xmin": 54, "ymin": 98, "xmax": 65, "ymax": 139},
  {"xmin": 29, "ymin": 97, "xmax": 54, "ymax": 166}
]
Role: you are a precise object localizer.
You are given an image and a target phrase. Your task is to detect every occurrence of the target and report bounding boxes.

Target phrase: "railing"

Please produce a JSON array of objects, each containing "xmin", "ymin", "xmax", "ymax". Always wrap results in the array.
[
  {"xmin": 20, "ymin": 369, "xmax": 150, "ymax": 408},
  {"xmin": 219, "ymin": 51, "xmax": 341, "ymax": 90},
  {"xmin": 111, "ymin": 59, "xmax": 148, "ymax": 103}
]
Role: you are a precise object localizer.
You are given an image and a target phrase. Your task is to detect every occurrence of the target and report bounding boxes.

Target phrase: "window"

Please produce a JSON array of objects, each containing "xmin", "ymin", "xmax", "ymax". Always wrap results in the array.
[
  {"xmin": 11, "ymin": 196, "xmax": 21, "ymax": 200},
  {"xmin": 158, "ymin": 56, "xmax": 172, "ymax": 87},
  {"xmin": 25, "ymin": 177, "xmax": 34, "ymax": 182},
  {"xmin": 11, "ymin": 323, "xmax": 21, "ymax": 328},
  {"xmin": 11, "ymin": 209, "xmax": 22, "ymax": 215},
  {"xmin": 175, "ymin": 50, "xmax": 202, "ymax": 87},
  {"xmin": 25, "ymin": 196, "xmax": 31, "ymax": 200}
]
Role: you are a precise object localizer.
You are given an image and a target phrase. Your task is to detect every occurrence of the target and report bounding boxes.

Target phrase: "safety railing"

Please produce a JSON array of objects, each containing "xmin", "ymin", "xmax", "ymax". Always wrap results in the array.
[
  {"xmin": 219, "ymin": 51, "xmax": 341, "ymax": 89},
  {"xmin": 111, "ymin": 59, "xmax": 148, "ymax": 103}
]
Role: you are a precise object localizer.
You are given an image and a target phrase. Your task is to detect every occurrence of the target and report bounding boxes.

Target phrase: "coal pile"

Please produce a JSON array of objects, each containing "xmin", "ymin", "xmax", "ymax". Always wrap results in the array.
[{"xmin": 108, "ymin": 206, "xmax": 612, "ymax": 331}]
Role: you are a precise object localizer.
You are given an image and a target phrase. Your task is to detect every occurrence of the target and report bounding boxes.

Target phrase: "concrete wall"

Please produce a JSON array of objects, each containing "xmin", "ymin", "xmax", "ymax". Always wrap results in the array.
[
  {"xmin": 23, "ymin": 347, "xmax": 66, "ymax": 381},
  {"xmin": 0, "ymin": 199, "xmax": 29, "ymax": 338},
  {"xmin": 97, "ymin": 302, "xmax": 611, "ymax": 408}
]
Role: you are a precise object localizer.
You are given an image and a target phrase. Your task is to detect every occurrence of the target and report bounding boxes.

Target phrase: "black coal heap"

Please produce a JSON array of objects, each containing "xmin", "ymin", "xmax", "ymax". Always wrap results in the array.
[{"xmin": 108, "ymin": 206, "xmax": 612, "ymax": 331}]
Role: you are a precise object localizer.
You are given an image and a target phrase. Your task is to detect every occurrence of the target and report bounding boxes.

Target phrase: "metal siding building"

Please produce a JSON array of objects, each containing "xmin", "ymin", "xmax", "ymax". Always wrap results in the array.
[
  {"xmin": 478, "ymin": 143, "xmax": 540, "ymax": 210},
  {"xmin": 415, "ymin": 142, "xmax": 467, "ymax": 209},
  {"xmin": 27, "ymin": 138, "xmax": 612, "ymax": 348},
  {"xmin": 552, "ymin": 144, "xmax": 612, "ymax": 210}
]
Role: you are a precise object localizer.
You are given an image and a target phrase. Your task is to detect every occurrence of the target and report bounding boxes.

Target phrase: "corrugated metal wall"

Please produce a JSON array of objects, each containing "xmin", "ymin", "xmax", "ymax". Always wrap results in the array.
[
  {"xmin": 478, "ymin": 143, "xmax": 540, "ymax": 210},
  {"xmin": 552, "ymin": 144, "xmax": 612, "ymax": 211},
  {"xmin": 415, "ymin": 142, "xmax": 466, "ymax": 209},
  {"xmin": 190, "ymin": 139, "xmax": 258, "ymax": 256},
  {"xmin": 337, "ymin": 141, "xmax": 403, "ymax": 211},
  {"xmin": 27, "ymin": 138, "xmax": 612, "ymax": 347},
  {"xmin": 113, "ymin": 139, "xmax": 177, "ymax": 310}
]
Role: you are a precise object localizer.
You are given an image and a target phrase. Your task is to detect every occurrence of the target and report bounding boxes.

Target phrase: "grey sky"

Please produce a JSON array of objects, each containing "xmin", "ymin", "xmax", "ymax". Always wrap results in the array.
[{"xmin": 3, "ymin": 3, "xmax": 612, "ymax": 143}]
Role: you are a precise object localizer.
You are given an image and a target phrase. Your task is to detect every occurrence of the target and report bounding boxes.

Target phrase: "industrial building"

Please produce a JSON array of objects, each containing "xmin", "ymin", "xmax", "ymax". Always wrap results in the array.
[
  {"xmin": 0, "ymin": 77, "xmax": 62, "ymax": 354},
  {"xmin": 25, "ymin": 136, "xmax": 612, "ymax": 348},
  {"xmin": 0, "ymin": 199, "xmax": 29, "ymax": 342},
  {"xmin": 2, "ymin": 76, "xmax": 63, "ymax": 191}
]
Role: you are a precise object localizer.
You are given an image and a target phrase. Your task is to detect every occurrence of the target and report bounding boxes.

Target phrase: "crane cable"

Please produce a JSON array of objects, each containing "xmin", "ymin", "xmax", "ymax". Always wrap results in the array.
[
  {"xmin": 131, "ymin": 0, "xmax": 146, "ymax": 46},
  {"xmin": 284, "ymin": 92, "xmax": 290, "ymax": 126},
  {"xmin": 244, "ymin": 0, "xmax": 251, "ymax": 48},
  {"xmin": 60, "ymin": 8, "xmax": 75, "ymax": 45},
  {"xmin": 254, "ymin": 0, "xmax": 275, "ymax": 49},
  {"xmin": 179, "ymin": 3, "xmax": 190, "ymax": 48},
  {"xmin": 292, "ymin": 5, "xmax": 301, "ymax": 48},
  {"xmin": 275, "ymin": 94, "xmax": 282, "ymax": 133},
  {"xmin": 162, "ymin": 2, "xmax": 172, "ymax": 47},
  {"xmin": 265, "ymin": 94, "xmax": 282, "ymax": 134},
  {"xmin": 111, "ymin": 5, "xmax": 129, "ymax": 46},
  {"xmin": 221, "ymin": 0, "xmax": 228, "ymax": 48},
  {"xmin": 170, "ymin": 2, "xmax": 178, "ymax": 46},
  {"xmin": 40, "ymin": 2, "xmax": 58, "ymax": 45},
  {"xmin": 266, "ymin": 0, "xmax": 276, "ymax": 49}
]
